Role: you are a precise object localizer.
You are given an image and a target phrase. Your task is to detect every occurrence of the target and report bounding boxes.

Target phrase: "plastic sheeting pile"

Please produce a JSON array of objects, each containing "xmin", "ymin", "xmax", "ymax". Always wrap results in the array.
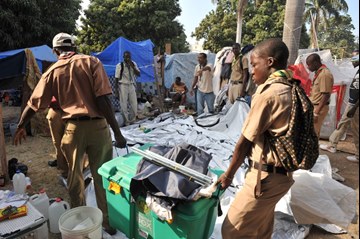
[{"xmin": 104, "ymin": 100, "xmax": 356, "ymax": 239}]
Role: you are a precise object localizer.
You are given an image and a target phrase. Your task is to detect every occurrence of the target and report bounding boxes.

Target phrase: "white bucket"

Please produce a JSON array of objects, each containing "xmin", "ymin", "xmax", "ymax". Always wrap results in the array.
[{"xmin": 59, "ymin": 206, "xmax": 103, "ymax": 239}]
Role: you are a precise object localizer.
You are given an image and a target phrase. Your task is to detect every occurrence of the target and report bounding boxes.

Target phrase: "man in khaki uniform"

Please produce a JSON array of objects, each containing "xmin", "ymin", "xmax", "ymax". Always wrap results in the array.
[
  {"xmin": 320, "ymin": 50, "xmax": 359, "ymax": 156},
  {"xmin": 14, "ymin": 33, "xmax": 126, "ymax": 235},
  {"xmin": 228, "ymin": 43, "xmax": 249, "ymax": 104},
  {"xmin": 306, "ymin": 53, "xmax": 334, "ymax": 137},
  {"xmin": 218, "ymin": 39, "xmax": 294, "ymax": 238}
]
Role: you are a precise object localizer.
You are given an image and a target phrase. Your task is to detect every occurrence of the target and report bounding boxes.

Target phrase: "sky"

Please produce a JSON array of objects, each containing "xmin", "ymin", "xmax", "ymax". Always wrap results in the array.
[{"xmin": 80, "ymin": 0, "xmax": 359, "ymax": 44}]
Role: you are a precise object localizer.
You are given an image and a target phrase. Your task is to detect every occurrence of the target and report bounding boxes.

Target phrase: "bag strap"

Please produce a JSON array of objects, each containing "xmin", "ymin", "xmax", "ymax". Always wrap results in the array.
[{"xmin": 119, "ymin": 62, "xmax": 124, "ymax": 81}]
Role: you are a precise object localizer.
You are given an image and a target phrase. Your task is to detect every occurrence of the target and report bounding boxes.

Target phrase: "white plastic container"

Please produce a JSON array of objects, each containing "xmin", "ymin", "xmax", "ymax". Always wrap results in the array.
[
  {"xmin": 49, "ymin": 198, "xmax": 70, "ymax": 233},
  {"xmin": 29, "ymin": 188, "xmax": 50, "ymax": 219},
  {"xmin": 12, "ymin": 170, "xmax": 26, "ymax": 194},
  {"xmin": 9, "ymin": 123, "xmax": 17, "ymax": 138},
  {"xmin": 59, "ymin": 206, "xmax": 103, "ymax": 239}
]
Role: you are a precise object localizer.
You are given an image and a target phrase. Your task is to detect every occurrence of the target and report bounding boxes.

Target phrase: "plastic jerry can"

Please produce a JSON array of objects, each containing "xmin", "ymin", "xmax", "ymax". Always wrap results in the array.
[
  {"xmin": 49, "ymin": 198, "xmax": 70, "ymax": 233},
  {"xmin": 29, "ymin": 188, "xmax": 50, "ymax": 219},
  {"xmin": 12, "ymin": 170, "xmax": 26, "ymax": 194}
]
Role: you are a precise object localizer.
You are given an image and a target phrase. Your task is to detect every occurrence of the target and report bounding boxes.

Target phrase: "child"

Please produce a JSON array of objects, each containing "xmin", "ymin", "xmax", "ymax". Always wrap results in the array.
[{"xmin": 218, "ymin": 39, "xmax": 295, "ymax": 239}]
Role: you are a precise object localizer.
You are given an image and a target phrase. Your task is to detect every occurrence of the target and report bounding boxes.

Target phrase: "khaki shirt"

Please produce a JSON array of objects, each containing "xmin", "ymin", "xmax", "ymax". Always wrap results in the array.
[
  {"xmin": 28, "ymin": 54, "xmax": 112, "ymax": 119},
  {"xmin": 194, "ymin": 63, "xmax": 213, "ymax": 93},
  {"xmin": 242, "ymin": 78, "xmax": 292, "ymax": 166},
  {"xmin": 230, "ymin": 55, "xmax": 249, "ymax": 83},
  {"xmin": 310, "ymin": 67, "xmax": 334, "ymax": 105}
]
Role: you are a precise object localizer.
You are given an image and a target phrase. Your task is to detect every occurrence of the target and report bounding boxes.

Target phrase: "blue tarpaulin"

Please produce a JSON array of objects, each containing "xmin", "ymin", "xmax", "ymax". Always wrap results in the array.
[
  {"xmin": 92, "ymin": 37, "xmax": 155, "ymax": 83},
  {"xmin": 0, "ymin": 45, "xmax": 57, "ymax": 72},
  {"xmin": 0, "ymin": 45, "xmax": 57, "ymax": 89}
]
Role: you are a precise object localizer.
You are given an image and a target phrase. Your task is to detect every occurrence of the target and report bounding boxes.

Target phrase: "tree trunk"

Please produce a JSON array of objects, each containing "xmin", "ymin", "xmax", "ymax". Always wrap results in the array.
[
  {"xmin": 236, "ymin": 0, "xmax": 248, "ymax": 44},
  {"xmin": 282, "ymin": 0, "xmax": 305, "ymax": 65}
]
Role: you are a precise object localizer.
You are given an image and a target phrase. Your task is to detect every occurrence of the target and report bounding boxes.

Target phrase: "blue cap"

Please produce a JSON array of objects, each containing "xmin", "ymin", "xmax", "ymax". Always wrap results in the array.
[{"xmin": 351, "ymin": 54, "xmax": 359, "ymax": 62}]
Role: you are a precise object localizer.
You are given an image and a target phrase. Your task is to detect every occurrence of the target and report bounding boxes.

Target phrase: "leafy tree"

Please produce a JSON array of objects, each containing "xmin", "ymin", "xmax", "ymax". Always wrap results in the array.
[
  {"xmin": 0, "ymin": 0, "xmax": 81, "ymax": 51},
  {"xmin": 193, "ymin": 1, "xmax": 237, "ymax": 52},
  {"xmin": 211, "ymin": 0, "xmax": 249, "ymax": 43},
  {"xmin": 318, "ymin": 14, "xmax": 357, "ymax": 58},
  {"xmin": 77, "ymin": 0, "xmax": 189, "ymax": 54},
  {"xmin": 304, "ymin": 0, "xmax": 348, "ymax": 48},
  {"xmin": 193, "ymin": 0, "xmax": 310, "ymax": 53}
]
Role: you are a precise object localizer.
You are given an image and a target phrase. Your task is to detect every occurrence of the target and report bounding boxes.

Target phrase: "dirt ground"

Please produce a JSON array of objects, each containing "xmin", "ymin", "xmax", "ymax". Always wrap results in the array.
[{"xmin": 1, "ymin": 105, "xmax": 359, "ymax": 239}]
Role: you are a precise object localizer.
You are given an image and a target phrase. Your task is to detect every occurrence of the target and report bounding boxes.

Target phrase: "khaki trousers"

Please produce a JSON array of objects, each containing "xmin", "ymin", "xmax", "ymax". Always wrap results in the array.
[
  {"xmin": 351, "ymin": 107, "xmax": 359, "ymax": 156},
  {"xmin": 329, "ymin": 104, "xmax": 352, "ymax": 148},
  {"xmin": 46, "ymin": 108, "xmax": 68, "ymax": 177},
  {"xmin": 61, "ymin": 119, "xmax": 113, "ymax": 228},
  {"xmin": 222, "ymin": 168, "xmax": 294, "ymax": 239},
  {"xmin": 314, "ymin": 105, "xmax": 329, "ymax": 138},
  {"xmin": 228, "ymin": 82, "xmax": 244, "ymax": 104}
]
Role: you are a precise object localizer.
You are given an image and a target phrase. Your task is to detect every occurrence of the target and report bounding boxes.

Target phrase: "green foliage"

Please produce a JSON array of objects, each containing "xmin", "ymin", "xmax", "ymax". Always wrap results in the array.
[
  {"xmin": 299, "ymin": 25, "xmax": 311, "ymax": 49},
  {"xmin": 304, "ymin": 0, "xmax": 348, "ymax": 48},
  {"xmin": 193, "ymin": 0, "xmax": 310, "ymax": 52},
  {"xmin": 0, "ymin": 0, "xmax": 81, "ymax": 51},
  {"xmin": 242, "ymin": 0, "xmax": 287, "ymax": 44},
  {"xmin": 192, "ymin": 1, "xmax": 237, "ymax": 52},
  {"xmin": 77, "ymin": 0, "xmax": 189, "ymax": 54},
  {"xmin": 318, "ymin": 14, "xmax": 357, "ymax": 58}
]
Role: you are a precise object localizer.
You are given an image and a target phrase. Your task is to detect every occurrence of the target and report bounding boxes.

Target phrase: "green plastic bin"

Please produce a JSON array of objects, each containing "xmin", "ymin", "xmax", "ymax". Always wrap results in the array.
[{"xmin": 98, "ymin": 144, "xmax": 224, "ymax": 239}]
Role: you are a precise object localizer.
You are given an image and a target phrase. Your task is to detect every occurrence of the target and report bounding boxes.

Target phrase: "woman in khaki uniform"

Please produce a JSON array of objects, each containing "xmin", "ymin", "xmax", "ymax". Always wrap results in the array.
[{"xmin": 218, "ymin": 39, "xmax": 294, "ymax": 239}]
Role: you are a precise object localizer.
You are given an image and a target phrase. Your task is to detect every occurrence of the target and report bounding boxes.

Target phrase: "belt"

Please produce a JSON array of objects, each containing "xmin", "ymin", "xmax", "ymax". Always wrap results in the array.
[
  {"xmin": 68, "ymin": 116, "xmax": 103, "ymax": 121},
  {"xmin": 249, "ymin": 160, "xmax": 287, "ymax": 175},
  {"xmin": 230, "ymin": 80, "xmax": 243, "ymax": 85},
  {"xmin": 313, "ymin": 102, "xmax": 330, "ymax": 105}
]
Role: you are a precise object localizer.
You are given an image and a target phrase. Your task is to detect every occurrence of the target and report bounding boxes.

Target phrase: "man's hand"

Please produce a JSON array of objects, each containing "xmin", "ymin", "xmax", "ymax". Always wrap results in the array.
[
  {"xmin": 13, "ymin": 127, "xmax": 26, "ymax": 146},
  {"xmin": 216, "ymin": 173, "xmax": 233, "ymax": 190},
  {"xmin": 114, "ymin": 134, "xmax": 127, "ymax": 148}
]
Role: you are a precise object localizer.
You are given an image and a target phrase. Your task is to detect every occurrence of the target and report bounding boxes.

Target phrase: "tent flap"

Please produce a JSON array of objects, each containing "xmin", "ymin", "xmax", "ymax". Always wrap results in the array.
[{"xmin": 93, "ymin": 37, "xmax": 155, "ymax": 83}]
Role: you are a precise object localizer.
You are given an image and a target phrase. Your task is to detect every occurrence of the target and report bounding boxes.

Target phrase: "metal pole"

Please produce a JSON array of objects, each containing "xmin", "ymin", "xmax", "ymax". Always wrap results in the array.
[{"xmin": 131, "ymin": 147, "xmax": 213, "ymax": 186}]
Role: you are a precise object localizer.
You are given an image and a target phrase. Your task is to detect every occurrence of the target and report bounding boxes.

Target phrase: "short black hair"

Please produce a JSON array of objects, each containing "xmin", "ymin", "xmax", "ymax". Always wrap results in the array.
[
  {"xmin": 199, "ymin": 53, "xmax": 207, "ymax": 59},
  {"xmin": 175, "ymin": 76, "xmax": 181, "ymax": 81},
  {"xmin": 253, "ymin": 38, "xmax": 289, "ymax": 69},
  {"xmin": 307, "ymin": 53, "xmax": 321, "ymax": 63},
  {"xmin": 233, "ymin": 43, "xmax": 241, "ymax": 48},
  {"xmin": 53, "ymin": 46, "xmax": 76, "ymax": 53}
]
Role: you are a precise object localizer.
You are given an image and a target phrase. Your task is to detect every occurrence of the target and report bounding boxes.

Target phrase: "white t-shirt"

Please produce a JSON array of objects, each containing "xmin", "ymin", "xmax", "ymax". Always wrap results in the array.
[
  {"xmin": 115, "ymin": 61, "xmax": 140, "ymax": 84},
  {"xmin": 194, "ymin": 63, "xmax": 213, "ymax": 93}
]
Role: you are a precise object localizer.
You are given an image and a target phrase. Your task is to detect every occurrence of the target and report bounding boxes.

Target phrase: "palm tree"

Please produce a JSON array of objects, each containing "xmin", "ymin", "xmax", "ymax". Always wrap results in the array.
[
  {"xmin": 282, "ymin": 0, "xmax": 306, "ymax": 64},
  {"xmin": 304, "ymin": 0, "xmax": 348, "ymax": 49}
]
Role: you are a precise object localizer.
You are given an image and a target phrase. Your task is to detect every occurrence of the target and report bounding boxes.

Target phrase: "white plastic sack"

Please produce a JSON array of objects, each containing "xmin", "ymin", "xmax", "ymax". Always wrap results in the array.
[{"xmin": 290, "ymin": 170, "xmax": 356, "ymax": 229}]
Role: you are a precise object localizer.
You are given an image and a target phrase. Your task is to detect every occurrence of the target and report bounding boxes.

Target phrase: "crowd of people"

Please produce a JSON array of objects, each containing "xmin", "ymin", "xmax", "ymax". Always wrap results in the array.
[{"xmin": 11, "ymin": 32, "xmax": 359, "ymax": 238}]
